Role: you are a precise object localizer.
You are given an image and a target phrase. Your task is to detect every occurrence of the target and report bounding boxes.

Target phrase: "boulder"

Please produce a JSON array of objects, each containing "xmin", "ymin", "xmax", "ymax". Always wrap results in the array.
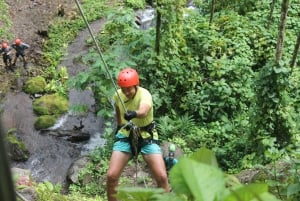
[
  {"xmin": 6, "ymin": 129, "xmax": 30, "ymax": 161},
  {"xmin": 67, "ymin": 156, "xmax": 91, "ymax": 184}
]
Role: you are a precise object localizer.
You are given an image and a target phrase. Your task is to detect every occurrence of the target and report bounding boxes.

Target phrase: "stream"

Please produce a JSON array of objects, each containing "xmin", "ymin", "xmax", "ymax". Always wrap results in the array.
[{"xmin": 1, "ymin": 20, "xmax": 106, "ymax": 184}]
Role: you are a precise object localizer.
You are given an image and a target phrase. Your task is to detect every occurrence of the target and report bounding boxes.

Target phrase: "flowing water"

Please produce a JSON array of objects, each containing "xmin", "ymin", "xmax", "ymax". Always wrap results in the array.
[{"xmin": 1, "ymin": 20, "xmax": 106, "ymax": 184}]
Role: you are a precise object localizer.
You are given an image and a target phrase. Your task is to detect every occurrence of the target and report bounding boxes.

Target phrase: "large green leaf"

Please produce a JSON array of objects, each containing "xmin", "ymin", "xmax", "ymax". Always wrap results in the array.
[
  {"xmin": 151, "ymin": 192, "xmax": 187, "ymax": 201},
  {"xmin": 169, "ymin": 157, "xmax": 225, "ymax": 201},
  {"xmin": 224, "ymin": 184, "xmax": 280, "ymax": 201},
  {"xmin": 116, "ymin": 187, "xmax": 165, "ymax": 201},
  {"xmin": 287, "ymin": 183, "xmax": 300, "ymax": 198},
  {"xmin": 189, "ymin": 147, "xmax": 219, "ymax": 167}
]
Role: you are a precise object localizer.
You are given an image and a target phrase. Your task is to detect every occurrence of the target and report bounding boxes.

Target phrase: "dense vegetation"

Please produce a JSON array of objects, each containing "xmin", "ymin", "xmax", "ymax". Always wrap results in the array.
[
  {"xmin": 73, "ymin": 0, "xmax": 300, "ymax": 169},
  {"xmin": 3, "ymin": 0, "xmax": 300, "ymax": 200},
  {"xmin": 68, "ymin": 0, "xmax": 300, "ymax": 200}
]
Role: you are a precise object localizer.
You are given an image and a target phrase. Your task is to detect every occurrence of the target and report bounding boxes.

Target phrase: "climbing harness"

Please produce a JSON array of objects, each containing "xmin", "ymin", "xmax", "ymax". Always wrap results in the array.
[
  {"xmin": 114, "ymin": 121, "xmax": 159, "ymax": 186},
  {"xmin": 115, "ymin": 121, "xmax": 159, "ymax": 159}
]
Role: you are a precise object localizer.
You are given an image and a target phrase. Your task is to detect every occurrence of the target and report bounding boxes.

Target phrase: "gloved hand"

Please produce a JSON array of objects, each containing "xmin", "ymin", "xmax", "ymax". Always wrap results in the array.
[{"xmin": 124, "ymin": 110, "xmax": 137, "ymax": 121}]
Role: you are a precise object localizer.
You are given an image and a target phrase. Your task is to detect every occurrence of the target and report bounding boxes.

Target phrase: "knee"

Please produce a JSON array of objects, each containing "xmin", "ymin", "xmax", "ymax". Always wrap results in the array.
[
  {"xmin": 106, "ymin": 170, "xmax": 119, "ymax": 184},
  {"xmin": 155, "ymin": 171, "xmax": 168, "ymax": 183}
]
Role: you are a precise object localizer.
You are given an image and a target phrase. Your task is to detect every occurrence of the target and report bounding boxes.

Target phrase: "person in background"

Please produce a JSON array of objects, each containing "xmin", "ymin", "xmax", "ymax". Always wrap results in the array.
[
  {"xmin": 164, "ymin": 144, "xmax": 178, "ymax": 172},
  {"xmin": 106, "ymin": 68, "xmax": 170, "ymax": 201},
  {"xmin": 0, "ymin": 42, "xmax": 14, "ymax": 72},
  {"xmin": 11, "ymin": 38, "xmax": 30, "ymax": 68}
]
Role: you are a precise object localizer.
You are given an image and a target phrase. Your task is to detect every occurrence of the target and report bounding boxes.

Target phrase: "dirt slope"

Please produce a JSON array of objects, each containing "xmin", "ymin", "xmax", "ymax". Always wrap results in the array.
[
  {"xmin": 0, "ymin": 0, "xmax": 75, "ymax": 98},
  {"xmin": 6, "ymin": 0, "xmax": 75, "ymax": 63}
]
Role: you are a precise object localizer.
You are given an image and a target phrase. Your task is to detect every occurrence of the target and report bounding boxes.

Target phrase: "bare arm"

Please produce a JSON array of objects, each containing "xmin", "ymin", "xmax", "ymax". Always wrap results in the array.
[
  {"xmin": 115, "ymin": 105, "xmax": 122, "ymax": 126},
  {"xmin": 135, "ymin": 102, "xmax": 151, "ymax": 118}
]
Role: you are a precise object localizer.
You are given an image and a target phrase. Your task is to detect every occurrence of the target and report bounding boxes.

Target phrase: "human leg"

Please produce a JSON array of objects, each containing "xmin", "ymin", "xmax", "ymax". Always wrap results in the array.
[
  {"xmin": 7, "ymin": 55, "xmax": 14, "ymax": 72},
  {"xmin": 3, "ymin": 56, "xmax": 8, "ymax": 70},
  {"xmin": 3, "ymin": 55, "xmax": 12, "ymax": 72},
  {"xmin": 12, "ymin": 53, "xmax": 19, "ymax": 66},
  {"xmin": 22, "ymin": 56, "xmax": 28, "ymax": 68},
  {"xmin": 142, "ymin": 144, "xmax": 170, "ymax": 192},
  {"xmin": 107, "ymin": 150, "xmax": 131, "ymax": 201}
]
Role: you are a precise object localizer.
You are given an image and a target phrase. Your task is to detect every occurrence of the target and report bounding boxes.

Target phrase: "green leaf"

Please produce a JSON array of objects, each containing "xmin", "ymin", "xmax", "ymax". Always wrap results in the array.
[
  {"xmin": 189, "ymin": 147, "xmax": 219, "ymax": 167},
  {"xmin": 224, "ymin": 184, "xmax": 280, "ymax": 201},
  {"xmin": 287, "ymin": 183, "xmax": 300, "ymax": 198},
  {"xmin": 151, "ymin": 192, "xmax": 187, "ymax": 201},
  {"xmin": 169, "ymin": 157, "xmax": 225, "ymax": 201},
  {"xmin": 116, "ymin": 187, "xmax": 165, "ymax": 201}
]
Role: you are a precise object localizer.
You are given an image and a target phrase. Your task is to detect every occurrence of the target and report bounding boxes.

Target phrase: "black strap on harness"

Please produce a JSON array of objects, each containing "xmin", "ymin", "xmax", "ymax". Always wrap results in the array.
[{"xmin": 115, "ymin": 121, "xmax": 159, "ymax": 158}]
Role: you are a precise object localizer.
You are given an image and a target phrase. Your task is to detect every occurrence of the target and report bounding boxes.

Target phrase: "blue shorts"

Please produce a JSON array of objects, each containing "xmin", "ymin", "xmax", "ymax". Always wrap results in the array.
[{"xmin": 113, "ymin": 140, "xmax": 162, "ymax": 155}]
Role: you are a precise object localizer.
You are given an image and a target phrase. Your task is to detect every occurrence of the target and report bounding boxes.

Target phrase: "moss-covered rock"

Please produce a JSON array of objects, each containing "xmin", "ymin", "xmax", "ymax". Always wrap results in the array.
[
  {"xmin": 23, "ymin": 76, "xmax": 47, "ymax": 95},
  {"xmin": 34, "ymin": 115, "xmax": 57, "ymax": 130},
  {"xmin": 33, "ymin": 93, "xmax": 69, "ymax": 115},
  {"xmin": 6, "ymin": 129, "xmax": 30, "ymax": 161}
]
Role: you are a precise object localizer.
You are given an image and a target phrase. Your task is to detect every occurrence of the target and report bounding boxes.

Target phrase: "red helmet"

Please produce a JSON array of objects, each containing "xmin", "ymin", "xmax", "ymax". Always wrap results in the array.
[
  {"xmin": 15, "ymin": 38, "xmax": 21, "ymax": 45},
  {"xmin": 1, "ymin": 43, "xmax": 7, "ymax": 49},
  {"xmin": 117, "ymin": 68, "xmax": 139, "ymax": 87}
]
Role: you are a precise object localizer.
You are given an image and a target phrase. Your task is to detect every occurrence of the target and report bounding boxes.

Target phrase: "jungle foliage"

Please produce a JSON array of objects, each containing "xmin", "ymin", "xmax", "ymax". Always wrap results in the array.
[
  {"xmin": 116, "ymin": 148, "xmax": 281, "ymax": 201},
  {"xmin": 69, "ymin": 0, "xmax": 300, "ymax": 171},
  {"xmin": 37, "ymin": 0, "xmax": 300, "ymax": 200}
]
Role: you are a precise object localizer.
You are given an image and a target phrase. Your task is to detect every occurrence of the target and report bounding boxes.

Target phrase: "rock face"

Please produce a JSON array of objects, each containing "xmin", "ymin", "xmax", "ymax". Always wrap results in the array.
[
  {"xmin": 67, "ymin": 156, "xmax": 91, "ymax": 184},
  {"xmin": 40, "ymin": 128, "xmax": 90, "ymax": 142},
  {"xmin": 6, "ymin": 130, "xmax": 30, "ymax": 161},
  {"xmin": 2, "ymin": 0, "xmax": 107, "ymax": 186}
]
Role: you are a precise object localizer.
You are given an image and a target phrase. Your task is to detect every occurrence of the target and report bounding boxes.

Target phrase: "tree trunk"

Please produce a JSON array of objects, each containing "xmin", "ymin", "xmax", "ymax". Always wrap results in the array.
[
  {"xmin": 275, "ymin": 0, "xmax": 289, "ymax": 62},
  {"xmin": 209, "ymin": 0, "xmax": 216, "ymax": 25},
  {"xmin": 290, "ymin": 31, "xmax": 300, "ymax": 70},
  {"xmin": 267, "ymin": 0, "xmax": 276, "ymax": 28},
  {"xmin": 155, "ymin": 1, "xmax": 161, "ymax": 55}
]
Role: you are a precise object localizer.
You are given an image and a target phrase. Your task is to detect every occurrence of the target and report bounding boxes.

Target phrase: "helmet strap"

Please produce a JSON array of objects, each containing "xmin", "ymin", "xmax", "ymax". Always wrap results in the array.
[{"xmin": 133, "ymin": 86, "xmax": 138, "ymax": 97}]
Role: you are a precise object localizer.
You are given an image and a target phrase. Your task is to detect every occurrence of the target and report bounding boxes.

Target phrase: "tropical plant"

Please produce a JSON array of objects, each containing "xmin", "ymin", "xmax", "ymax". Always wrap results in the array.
[{"xmin": 116, "ymin": 148, "xmax": 280, "ymax": 201}]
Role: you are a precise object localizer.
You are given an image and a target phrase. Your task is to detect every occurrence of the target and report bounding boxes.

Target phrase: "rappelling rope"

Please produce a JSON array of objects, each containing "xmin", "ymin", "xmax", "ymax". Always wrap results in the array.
[
  {"xmin": 130, "ymin": 123, "xmax": 140, "ymax": 185},
  {"xmin": 74, "ymin": 0, "xmax": 147, "ymax": 187},
  {"xmin": 74, "ymin": 0, "xmax": 126, "ymax": 112},
  {"xmin": 121, "ymin": 121, "xmax": 147, "ymax": 186}
]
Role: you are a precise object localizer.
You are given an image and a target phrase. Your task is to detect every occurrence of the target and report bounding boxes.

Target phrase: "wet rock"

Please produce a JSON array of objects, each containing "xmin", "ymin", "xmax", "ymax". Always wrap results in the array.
[
  {"xmin": 6, "ymin": 129, "xmax": 30, "ymax": 161},
  {"xmin": 23, "ymin": 76, "xmax": 46, "ymax": 95},
  {"xmin": 40, "ymin": 128, "xmax": 90, "ymax": 142},
  {"xmin": 34, "ymin": 115, "xmax": 57, "ymax": 130},
  {"xmin": 32, "ymin": 93, "xmax": 69, "ymax": 115},
  {"xmin": 67, "ymin": 156, "xmax": 90, "ymax": 184},
  {"xmin": 236, "ymin": 160, "xmax": 293, "ymax": 184}
]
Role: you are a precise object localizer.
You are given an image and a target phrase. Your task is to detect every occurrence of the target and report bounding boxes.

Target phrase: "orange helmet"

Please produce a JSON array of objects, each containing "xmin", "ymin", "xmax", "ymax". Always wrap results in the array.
[
  {"xmin": 1, "ymin": 43, "xmax": 7, "ymax": 49},
  {"xmin": 15, "ymin": 38, "xmax": 21, "ymax": 45},
  {"xmin": 117, "ymin": 68, "xmax": 139, "ymax": 87}
]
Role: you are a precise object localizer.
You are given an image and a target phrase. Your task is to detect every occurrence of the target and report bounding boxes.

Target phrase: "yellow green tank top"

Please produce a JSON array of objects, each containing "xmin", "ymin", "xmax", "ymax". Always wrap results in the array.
[{"xmin": 113, "ymin": 87, "xmax": 158, "ymax": 139}]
